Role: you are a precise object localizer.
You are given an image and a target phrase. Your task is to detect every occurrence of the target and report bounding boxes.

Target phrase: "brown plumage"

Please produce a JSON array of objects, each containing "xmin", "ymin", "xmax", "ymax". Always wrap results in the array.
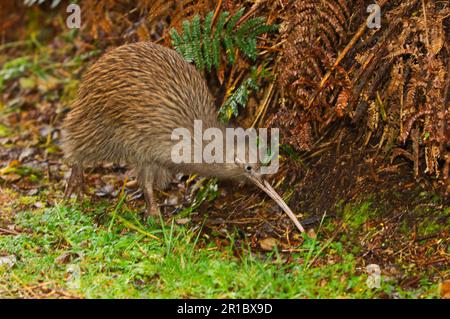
[{"xmin": 62, "ymin": 41, "xmax": 304, "ymax": 232}]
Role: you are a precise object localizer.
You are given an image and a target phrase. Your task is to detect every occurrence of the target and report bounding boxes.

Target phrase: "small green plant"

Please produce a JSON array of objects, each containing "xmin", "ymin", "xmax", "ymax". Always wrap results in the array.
[
  {"xmin": 175, "ymin": 178, "xmax": 219, "ymax": 218},
  {"xmin": 170, "ymin": 10, "xmax": 276, "ymax": 122},
  {"xmin": 218, "ymin": 65, "xmax": 271, "ymax": 122},
  {"xmin": 219, "ymin": 75, "xmax": 257, "ymax": 121},
  {"xmin": 170, "ymin": 8, "xmax": 278, "ymax": 71},
  {"xmin": 0, "ymin": 57, "xmax": 33, "ymax": 91}
]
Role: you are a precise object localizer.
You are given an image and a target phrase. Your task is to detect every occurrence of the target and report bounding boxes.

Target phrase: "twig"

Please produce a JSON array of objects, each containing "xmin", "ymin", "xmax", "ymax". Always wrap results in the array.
[
  {"xmin": 236, "ymin": 0, "xmax": 265, "ymax": 26},
  {"xmin": 0, "ymin": 227, "xmax": 20, "ymax": 235},
  {"xmin": 421, "ymin": 0, "xmax": 430, "ymax": 49},
  {"xmin": 251, "ymin": 81, "xmax": 275, "ymax": 128},
  {"xmin": 212, "ymin": 0, "xmax": 223, "ymax": 25},
  {"xmin": 0, "ymin": 40, "xmax": 32, "ymax": 51},
  {"xmin": 10, "ymin": 274, "xmax": 38, "ymax": 298}
]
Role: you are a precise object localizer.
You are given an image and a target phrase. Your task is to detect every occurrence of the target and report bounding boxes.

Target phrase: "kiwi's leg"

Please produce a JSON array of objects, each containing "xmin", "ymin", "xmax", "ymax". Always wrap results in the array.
[
  {"xmin": 143, "ymin": 182, "xmax": 159, "ymax": 218},
  {"xmin": 137, "ymin": 165, "xmax": 160, "ymax": 218},
  {"xmin": 64, "ymin": 162, "xmax": 84, "ymax": 201}
]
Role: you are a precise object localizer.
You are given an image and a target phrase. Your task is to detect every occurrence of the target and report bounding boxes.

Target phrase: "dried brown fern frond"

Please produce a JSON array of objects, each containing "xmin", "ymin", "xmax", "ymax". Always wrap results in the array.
[
  {"xmin": 275, "ymin": 0, "xmax": 450, "ymax": 189},
  {"xmin": 80, "ymin": 0, "xmax": 189, "ymax": 44},
  {"xmin": 168, "ymin": 0, "xmax": 215, "ymax": 27},
  {"xmin": 275, "ymin": 0, "xmax": 356, "ymax": 150}
]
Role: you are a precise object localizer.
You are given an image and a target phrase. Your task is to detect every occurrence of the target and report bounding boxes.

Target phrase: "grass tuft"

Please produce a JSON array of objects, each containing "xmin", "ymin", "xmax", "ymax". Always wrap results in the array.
[{"xmin": 0, "ymin": 203, "xmax": 439, "ymax": 298}]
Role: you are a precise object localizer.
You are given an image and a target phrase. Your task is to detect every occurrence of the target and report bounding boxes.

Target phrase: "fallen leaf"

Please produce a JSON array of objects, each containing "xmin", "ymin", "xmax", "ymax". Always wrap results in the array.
[
  {"xmin": 95, "ymin": 184, "xmax": 115, "ymax": 197},
  {"xmin": 19, "ymin": 77, "xmax": 36, "ymax": 90},
  {"xmin": 307, "ymin": 228, "xmax": 317, "ymax": 239},
  {"xmin": 439, "ymin": 280, "xmax": 450, "ymax": 299},
  {"xmin": 0, "ymin": 160, "xmax": 20, "ymax": 175},
  {"xmin": 0, "ymin": 123, "xmax": 11, "ymax": 138},
  {"xmin": 164, "ymin": 196, "xmax": 179, "ymax": 206},
  {"xmin": 0, "ymin": 255, "xmax": 17, "ymax": 268},
  {"xmin": 37, "ymin": 75, "xmax": 60, "ymax": 92},
  {"xmin": 176, "ymin": 217, "xmax": 191, "ymax": 225},
  {"xmin": 259, "ymin": 237, "xmax": 278, "ymax": 251},
  {"xmin": 55, "ymin": 252, "xmax": 79, "ymax": 265},
  {"xmin": 125, "ymin": 180, "xmax": 138, "ymax": 188},
  {"xmin": 33, "ymin": 201, "xmax": 44, "ymax": 208},
  {"xmin": 18, "ymin": 147, "xmax": 35, "ymax": 161},
  {"xmin": 2, "ymin": 173, "xmax": 21, "ymax": 182}
]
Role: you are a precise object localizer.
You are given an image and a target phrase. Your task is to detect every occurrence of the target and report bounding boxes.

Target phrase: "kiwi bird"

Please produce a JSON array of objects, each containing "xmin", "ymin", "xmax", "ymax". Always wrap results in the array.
[{"xmin": 62, "ymin": 41, "xmax": 304, "ymax": 233}]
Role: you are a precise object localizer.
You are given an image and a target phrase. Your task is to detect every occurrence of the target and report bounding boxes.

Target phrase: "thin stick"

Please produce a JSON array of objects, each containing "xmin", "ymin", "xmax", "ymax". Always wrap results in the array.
[
  {"xmin": 212, "ymin": 0, "xmax": 223, "ymax": 25},
  {"xmin": 236, "ymin": 0, "xmax": 265, "ymax": 26},
  {"xmin": 251, "ymin": 81, "xmax": 275, "ymax": 128},
  {"xmin": 0, "ymin": 227, "xmax": 20, "ymax": 235},
  {"xmin": 421, "ymin": 0, "xmax": 430, "ymax": 49}
]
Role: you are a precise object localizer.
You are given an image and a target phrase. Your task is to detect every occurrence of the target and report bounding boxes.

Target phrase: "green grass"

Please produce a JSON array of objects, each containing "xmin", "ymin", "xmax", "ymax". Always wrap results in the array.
[{"xmin": 0, "ymin": 202, "xmax": 440, "ymax": 298}]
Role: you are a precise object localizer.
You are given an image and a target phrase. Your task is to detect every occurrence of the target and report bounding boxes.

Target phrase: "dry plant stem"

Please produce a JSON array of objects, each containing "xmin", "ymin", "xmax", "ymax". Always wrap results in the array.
[
  {"xmin": 412, "ymin": 129, "xmax": 419, "ymax": 177},
  {"xmin": 0, "ymin": 227, "xmax": 20, "ymax": 235},
  {"xmin": 307, "ymin": 0, "xmax": 390, "ymax": 109},
  {"xmin": 236, "ymin": 0, "xmax": 265, "ymax": 26},
  {"xmin": 251, "ymin": 81, "xmax": 275, "ymax": 128},
  {"xmin": 212, "ymin": 0, "xmax": 223, "ymax": 25},
  {"xmin": 421, "ymin": 0, "xmax": 430, "ymax": 48}
]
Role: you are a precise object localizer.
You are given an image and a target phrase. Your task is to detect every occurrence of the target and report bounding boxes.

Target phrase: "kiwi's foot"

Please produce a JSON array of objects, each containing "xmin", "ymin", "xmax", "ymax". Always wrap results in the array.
[
  {"xmin": 144, "ymin": 206, "xmax": 160, "ymax": 219},
  {"xmin": 143, "ymin": 183, "xmax": 161, "ymax": 220},
  {"xmin": 64, "ymin": 163, "xmax": 85, "ymax": 202}
]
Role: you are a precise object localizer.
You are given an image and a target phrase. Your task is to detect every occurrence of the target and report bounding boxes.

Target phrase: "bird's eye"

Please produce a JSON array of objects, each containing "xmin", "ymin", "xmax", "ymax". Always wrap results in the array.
[{"xmin": 245, "ymin": 165, "xmax": 252, "ymax": 172}]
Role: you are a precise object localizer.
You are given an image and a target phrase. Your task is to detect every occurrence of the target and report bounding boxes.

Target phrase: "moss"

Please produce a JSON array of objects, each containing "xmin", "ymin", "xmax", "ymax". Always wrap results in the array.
[{"xmin": 342, "ymin": 201, "xmax": 376, "ymax": 230}]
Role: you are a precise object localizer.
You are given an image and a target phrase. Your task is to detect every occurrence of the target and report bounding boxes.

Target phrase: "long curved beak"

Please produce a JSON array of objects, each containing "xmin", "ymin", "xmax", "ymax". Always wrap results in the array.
[{"xmin": 247, "ymin": 174, "xmax": 305, "ymax": 233}]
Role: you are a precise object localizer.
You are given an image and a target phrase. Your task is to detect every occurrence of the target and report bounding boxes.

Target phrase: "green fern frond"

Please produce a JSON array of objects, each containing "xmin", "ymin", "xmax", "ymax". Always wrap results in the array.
[
  {"xmin": 212, "ymin": 11, "xmax": 229, "ymax": 68},
  {"xmin": 218, "ymin": 79, "xmax": 251, "ymax": 122},
  {"xmin": 218, "ymin": 65, "xmax": 272, "ymax": 122},
  {"xmin": 169, "ymin": 9, "xmax": 276, "ymax": 70},
  {"xmin": 169, "ymin": 28, "xmax": 184, "ymax": 56},
  {"xmin": 202, "ymin": 11, "xmax": 214, "ymax": 71},
  {"xmin": 225, "ymin": 8, "xmax": 244, "ymax": 35},
  {"xmin": 236, "ymin": 16, "xmax": 266, "ymax": 38},
  {"xmin": 249, "ymin": 23, "xmax": 279, "ymax": 37},
  {"xmin": 181, "ymin": 20, "xmax": 194, "ymax": 62},
  {"xmin": 170, "ymin": 10, "xmax": 276, "ymax": 122},
  {"xmin": 223, "ymin": 33, "xmax": 236, "ymax": 64},
  {"xmin": 224, "ymin": 8, "xmax": 244, "ymax": 63},
  {"xmin": 191, "ymin": 15, "xmax": 204, "ymax": 70}
]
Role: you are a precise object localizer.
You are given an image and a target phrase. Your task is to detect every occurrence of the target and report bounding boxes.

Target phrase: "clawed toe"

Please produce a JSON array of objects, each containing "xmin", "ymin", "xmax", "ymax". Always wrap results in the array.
[
  {"xmin": 64, "ymin": 163, "xmax": 84, "ymax": 202},
  {"xmin": 144, "ymin": 206, "xmax": 160, "ymax": 219}
]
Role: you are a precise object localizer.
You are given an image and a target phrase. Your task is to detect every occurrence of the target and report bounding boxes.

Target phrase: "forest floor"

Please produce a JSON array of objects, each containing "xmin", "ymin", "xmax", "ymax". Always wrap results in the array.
[
  {"xmin": 0, "ymin": 183, "xmax": 448, "ymax": 298},
  {"xmin": 0, "ymin": 109, "xmax": 448, "ymax": 297}
]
